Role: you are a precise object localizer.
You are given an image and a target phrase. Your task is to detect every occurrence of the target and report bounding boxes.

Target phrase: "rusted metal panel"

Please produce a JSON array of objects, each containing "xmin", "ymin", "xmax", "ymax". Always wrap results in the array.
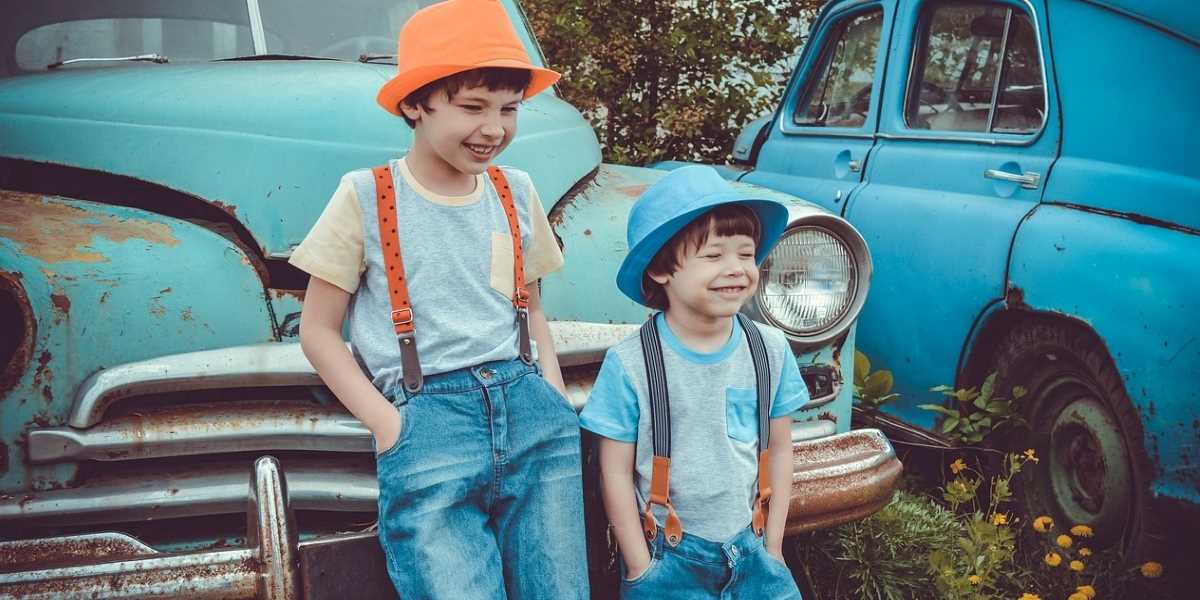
[
  {"xmin": 0, "ymin": 457, "xmax": 300, "ymax": 600},
  {"xmin": 784, "ymin": 428, "xmax": 902, "ymax": 536},
  {"xmin": 0, "ymin": 533, "xmax": 156, "ymax": 573},
  {"xmin": 0, "ymin": 192, "xmax": 276, "ymax": 494},
  {"xmin": 297, "ymin": 533, "xmax": 396, "ymax": 600}
]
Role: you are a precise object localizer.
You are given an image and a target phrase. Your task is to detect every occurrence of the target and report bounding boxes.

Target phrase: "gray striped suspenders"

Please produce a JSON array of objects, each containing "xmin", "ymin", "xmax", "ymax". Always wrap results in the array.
[{"xmin": 638, "ymin": 314, "xmax": 775, "ymax": 547}]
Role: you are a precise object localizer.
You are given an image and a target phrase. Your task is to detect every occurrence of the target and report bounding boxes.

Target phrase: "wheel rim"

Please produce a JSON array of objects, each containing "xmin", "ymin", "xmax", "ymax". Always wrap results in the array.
[{"xmin": 1036, "ymin": 376, "xmax": 1133, "ymax": 543}]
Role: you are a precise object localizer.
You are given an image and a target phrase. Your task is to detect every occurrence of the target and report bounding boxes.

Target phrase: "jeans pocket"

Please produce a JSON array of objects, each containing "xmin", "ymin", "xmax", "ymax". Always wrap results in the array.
[
  {"xmin": 621, "ymin": 557, "xmax": 661, "ymax": 586},
  {"xmin": 725, "ymin": 387, "xmax": 758, "ymax": 444},
  {"xmin": 374, "ymin": 402, "xmax": 410, "ymax": 460}
]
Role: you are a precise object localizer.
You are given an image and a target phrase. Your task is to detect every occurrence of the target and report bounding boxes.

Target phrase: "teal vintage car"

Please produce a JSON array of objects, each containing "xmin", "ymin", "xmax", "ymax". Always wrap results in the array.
[{"xmin": 0, "ymin": 1, "xmax": 899, "ymax": 596}]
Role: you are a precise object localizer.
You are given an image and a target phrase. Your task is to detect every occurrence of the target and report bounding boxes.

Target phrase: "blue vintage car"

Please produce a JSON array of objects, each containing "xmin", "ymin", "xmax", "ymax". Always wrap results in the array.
[
  {"xmin": 661, "ymin": 0, "xmax": 1199, "ymax": 558},
  {"xmin": 0, "ymin": 1, "xmax": 899, "ymax": 596}
]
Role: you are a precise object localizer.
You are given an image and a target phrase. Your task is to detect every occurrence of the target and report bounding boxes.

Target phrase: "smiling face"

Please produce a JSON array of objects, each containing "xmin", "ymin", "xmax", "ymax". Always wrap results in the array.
[
  {"xmin": 401, "ymin": 82, "xmax": 523, "ymax": 180},
  {"xmin": 651, "ymin": 227, "xmax": 760, "ymax": 324}
]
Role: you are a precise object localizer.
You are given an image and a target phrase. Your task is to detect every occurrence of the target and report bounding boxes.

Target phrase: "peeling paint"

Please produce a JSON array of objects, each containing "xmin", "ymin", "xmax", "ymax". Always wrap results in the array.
[
  {"xmin": 0, "ymin": 191, "xmax": 179, "ymax": 264},
  {"xmin": 50, "ymin": 293, "xmax": 71, "ymax": 315}
]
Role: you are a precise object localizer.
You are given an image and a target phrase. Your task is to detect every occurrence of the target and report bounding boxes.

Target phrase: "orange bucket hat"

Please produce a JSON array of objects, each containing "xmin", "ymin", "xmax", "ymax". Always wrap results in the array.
[{"xmin": 376, "ymin": 0, "xmax": 561, "ymax": 116}]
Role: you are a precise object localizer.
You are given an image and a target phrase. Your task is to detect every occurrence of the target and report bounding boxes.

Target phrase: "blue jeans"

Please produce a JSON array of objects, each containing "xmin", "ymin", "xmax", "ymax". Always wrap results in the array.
[
  {"xmin": 374, "ymin": 359, "xmax": 590, "ymax": 599},
  {"xmin": 619, "ymin": 527, "xmax": 802, "ymax": 599}
]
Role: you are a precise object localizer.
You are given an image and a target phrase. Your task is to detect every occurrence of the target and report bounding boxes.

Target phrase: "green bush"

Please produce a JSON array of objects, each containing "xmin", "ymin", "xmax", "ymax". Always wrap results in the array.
[
  {"xmin": 794, "ymin": 491, "xmax": 961, "ymax": 600},
  {"xmin": 525, "ymin": 0, "xmax": 822, "ymax": 165}
]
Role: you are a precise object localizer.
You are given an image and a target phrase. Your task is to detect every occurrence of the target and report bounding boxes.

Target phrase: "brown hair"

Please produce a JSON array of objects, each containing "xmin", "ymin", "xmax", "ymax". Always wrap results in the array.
[
  {"xmin": 399, "ymin": 67, "xmax": 532, "ymax": 127},
  {"xmin": 641, "ymin": 204, "xmax": 762, "ymax": 311}
]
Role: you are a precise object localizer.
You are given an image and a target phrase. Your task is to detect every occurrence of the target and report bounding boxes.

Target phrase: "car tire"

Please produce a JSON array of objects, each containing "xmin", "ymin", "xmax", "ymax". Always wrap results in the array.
[{"xmin": 990, "ymin": 320, "xmax": 1165, "ymax": 559}]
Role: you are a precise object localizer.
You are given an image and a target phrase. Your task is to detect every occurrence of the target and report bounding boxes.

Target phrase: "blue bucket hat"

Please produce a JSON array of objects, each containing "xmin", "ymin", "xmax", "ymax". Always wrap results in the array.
[{"xmin": 616, "ymin": 165, "xmax": 790, "ymax": 306}]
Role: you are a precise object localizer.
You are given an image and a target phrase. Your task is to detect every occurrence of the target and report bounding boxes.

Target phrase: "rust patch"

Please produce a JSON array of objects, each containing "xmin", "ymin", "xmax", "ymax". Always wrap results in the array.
[
  {"xmin": 50, "ymin": 292, "xmax": 71, "ymax": 315},
  {"xmin": 0, "ymin": 191, "xmax": 179, "ymax": 264},
  {"xmin": 149, "ymin": 296, "xmax": 167, "ymax": 317},
  {"xmin": 582, "ymin": 229, "xmax": 592, "ymax": 237},
  {"xmin": 160, "ymin": 287, "xmax": 172, "ymax": 294},
  {"xmin": 1005, "ymin": 284, "xmax": 1026, "ymax": 309},
  {"xmin": 0, "ymin": 441, "xmax": 8, "ymax": 475},
  {"xmin": 817, "ymin": 411, "xmax": 838, "ymax": 425},
  {"xmin": 99, "ymin": 291, "xmax": 111, "ymax": 304},
  {"xmin": 41, "ymin": 385, "xmax": 52, "ymax": 403},
  {"xmin": 546, "ymin": 167, "xmax": 600, "ymax": 228},
  {"xmin": 32, "ymin": 350, "xmax": 53, "ymax": 389},
  {"xmin": 272, "ymin": 288, "xmax": 306, "ymax": 302},
  {"xmin": 181, "ymin": 308, "xmax": 193, "ymax": 321},
  {"xmin": 210, "ymin": 200, "xmax": 238, "ymax": 218},
  {"xmin": 616, "ymin": 184, "xmax": 649, "ymax": 198}
]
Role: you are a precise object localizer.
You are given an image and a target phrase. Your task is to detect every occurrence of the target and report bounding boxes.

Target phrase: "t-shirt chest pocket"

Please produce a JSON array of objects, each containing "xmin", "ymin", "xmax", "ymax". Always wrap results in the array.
[
  {"xmin": 725, "ymin": 387, "xmax": 759, "ymax": 444},
  {"xmin": 489, "ymin": 231, "xmax": 516, "ymax": 297}
]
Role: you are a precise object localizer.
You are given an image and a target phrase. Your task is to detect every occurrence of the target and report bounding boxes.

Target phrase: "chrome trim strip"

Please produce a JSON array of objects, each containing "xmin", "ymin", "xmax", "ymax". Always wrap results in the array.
[
  {"xmin": 70, "ymin": 322, "xmax": 630, "ymax": 428},
  {"xmin": 791, "ymin": 419, "xmax": 838, "ymax": 442},
  {"xmin": 0, "ymin": 464, "xmax": 377, "ymax": 527},
  {"xmin": 249, "ymin": 457, "xmax": 299, "ymax": 600},
  {"xmin": 0, "ymin": 458, "xmax": 300, "ymax": 599},
  {"xmin": 32, "ymin": 403, "xmax": 371, "ymax": 463},
  {"xmin": 0, "ymin": 548, "xmax": 258, "ymax": 599},
  {"xmin": 551, "ymin": 322, "xmax": 640, "ymax": 368},
  {"xmin": 70, "ymin": 343, "xmax": 324, "ymax": 428},
  {"xmin": 246, "ymin": 0, "xmax": 267, "ymax": 54}
]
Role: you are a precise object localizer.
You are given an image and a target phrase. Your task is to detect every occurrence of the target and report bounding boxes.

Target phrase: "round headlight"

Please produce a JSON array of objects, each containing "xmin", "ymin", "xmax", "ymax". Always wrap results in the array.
[{"xmin": 756, "ymin": 226, "xmax": 857, "ymax": 336}]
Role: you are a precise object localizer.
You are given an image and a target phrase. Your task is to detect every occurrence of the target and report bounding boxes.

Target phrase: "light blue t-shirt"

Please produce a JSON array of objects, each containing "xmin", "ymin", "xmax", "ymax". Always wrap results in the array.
[{"xmin": 580, "ymin": 313, "xmax": 809, "ymax": 543}]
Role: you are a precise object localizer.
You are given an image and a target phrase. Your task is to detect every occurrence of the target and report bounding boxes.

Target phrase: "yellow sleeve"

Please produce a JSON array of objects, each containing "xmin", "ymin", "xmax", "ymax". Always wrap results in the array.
[
  {"xmin": 524, "ymin": 184, "xmax": 565, "ymax": 283},
  {"xmin": 288, "ymin": 176, "xmax": 365, "ymax": 293}
]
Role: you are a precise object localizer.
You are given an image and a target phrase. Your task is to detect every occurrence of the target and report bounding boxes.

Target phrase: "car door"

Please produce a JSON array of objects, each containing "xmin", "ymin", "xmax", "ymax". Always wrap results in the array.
[
  {"xmin": 743, "ymin": 0, "xmax": 896, "ymax": 215},
  {"xmin": 845, "ymin": 0, "xmax": 1060, "ymax": 427}
]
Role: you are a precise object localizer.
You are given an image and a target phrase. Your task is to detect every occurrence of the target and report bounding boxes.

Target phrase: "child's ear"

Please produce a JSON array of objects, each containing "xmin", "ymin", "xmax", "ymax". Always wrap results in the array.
[
  {"xmin": 399, "ymin": 101, "xmax": 422, "ymax": 123},
  {"xmin": 648, "ymin": 270, "xmax": 671, "ymax": 285}
]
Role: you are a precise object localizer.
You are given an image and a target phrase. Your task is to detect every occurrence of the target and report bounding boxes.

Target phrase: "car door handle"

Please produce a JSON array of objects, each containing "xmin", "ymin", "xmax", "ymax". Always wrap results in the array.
[
  {"xmin": 848, "ymin": 159, "xmax": 862, "ymax": 172},
  {"xmin": 984, "ymin": 169, "xmax": 1040, "ymax": 189}
]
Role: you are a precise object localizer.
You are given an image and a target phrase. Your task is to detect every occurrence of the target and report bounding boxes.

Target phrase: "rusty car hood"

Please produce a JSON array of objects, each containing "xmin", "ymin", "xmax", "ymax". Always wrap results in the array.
[{"xmin": 0, "ymin": 60, "xmax": 602, "ymax": 258}]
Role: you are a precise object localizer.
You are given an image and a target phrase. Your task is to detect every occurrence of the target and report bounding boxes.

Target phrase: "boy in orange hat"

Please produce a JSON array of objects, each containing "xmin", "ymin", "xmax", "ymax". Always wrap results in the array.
[{"xmin": 289, "ymin": 0, "xmax": 589, "ymax": 597}]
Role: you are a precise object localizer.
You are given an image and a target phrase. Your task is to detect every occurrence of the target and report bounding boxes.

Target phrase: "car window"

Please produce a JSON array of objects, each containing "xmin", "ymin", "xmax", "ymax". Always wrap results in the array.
[
  {"xmin": 905, "ymin": 2, "xmax": 1045, "ymax": 134},
  {"xmin": 793, "ymin": 10, "xmax": 884, "ymax": 129},
  {"xmin": 16, "ymin": 18, "xmax": 260, "ymax": 69}
]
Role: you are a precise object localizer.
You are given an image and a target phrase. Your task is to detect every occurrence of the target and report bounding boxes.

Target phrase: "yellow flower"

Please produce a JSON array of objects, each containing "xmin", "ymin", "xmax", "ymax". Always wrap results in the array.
[
  {"xmin": 1019, "ymin": 594, "xmax": 1041, "ymax": 600},
  {"xmin": 1075, "ymin": 585, "xmax": 1096, "ymax": 599},
  {"xmin": 992, "ymin": 513, "xmax": 1009, "ymax": 526},
  {"xmin": 1140, "ymin": 561, "xmax": 1163, "ymax": 578},
  {"xmin": 950, "ymin": 458, "xmax": 967, "ymax": 474},
  {"xmin": 1044, "ymin": 552, "xmax": 1062, "ymax": 567},
  {"xmin": 1068, "ymin": 594, "xmax": 1088, "ymax": 600},
  {"xmin": 1023, "ymin": 448, "xmax": 1039, "ymax": 463},
  {"xmin": 968, "ymin": 575, "xmax": 982, "ymax": 585},
  {"xmin": 1033, "ymin": 515, "xmax": 1054, "ymax": 532},
  {"xmin": 1056, "ymin": 534, "xmax": 1073, "ymax": 548},
  {"xmin": 1079, "ymin": 547, "xmax": 1092, "ymax": 557},
  {"xmin": 1070, "ymin": 525, "xmax": 1094, "ymax": 537},
  {"xmin": 1069, "ymin": 560, "xmax": 1085, "ymax": 572}
]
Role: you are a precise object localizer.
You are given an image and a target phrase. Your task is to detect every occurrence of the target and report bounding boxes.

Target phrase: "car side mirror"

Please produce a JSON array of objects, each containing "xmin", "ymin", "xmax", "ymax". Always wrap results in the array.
[{"xmin": 732, "ymin": 114, "xmax": 773, "ymax": 165}]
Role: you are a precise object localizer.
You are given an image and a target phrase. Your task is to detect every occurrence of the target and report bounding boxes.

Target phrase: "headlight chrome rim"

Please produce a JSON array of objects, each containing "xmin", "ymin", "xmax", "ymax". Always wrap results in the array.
[{"xmin": 747, "ymin": 215, "xmax": 872, "ymax": 346}]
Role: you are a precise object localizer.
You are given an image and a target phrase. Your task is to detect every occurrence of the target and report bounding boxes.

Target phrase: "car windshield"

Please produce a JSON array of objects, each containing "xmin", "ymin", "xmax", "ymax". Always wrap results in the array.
[{"xmin": 3, "ymin": 0, "xmax": 536, "ymax": 76}]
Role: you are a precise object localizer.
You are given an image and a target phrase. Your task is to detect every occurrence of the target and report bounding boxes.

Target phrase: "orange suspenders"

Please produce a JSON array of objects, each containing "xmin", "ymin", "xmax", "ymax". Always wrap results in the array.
[{"xmin": 371, "ymin": 164, "xmax": 534, "ymax": 395}]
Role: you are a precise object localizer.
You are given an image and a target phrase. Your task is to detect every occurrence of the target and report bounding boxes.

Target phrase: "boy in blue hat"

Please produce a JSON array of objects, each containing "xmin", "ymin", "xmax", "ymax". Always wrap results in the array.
[{"xmin": 580, "ymin": 165, "xmax": 807, "ymax": 598}]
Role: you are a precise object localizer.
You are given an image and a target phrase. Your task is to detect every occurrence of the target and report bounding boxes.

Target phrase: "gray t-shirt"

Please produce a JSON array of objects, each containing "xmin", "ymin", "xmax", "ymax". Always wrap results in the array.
[
  {"xmin": 580, "ymin": 313, "xmax": 809, "ymax": 543},
  {"xmin": 340, "ymin": 160, "xmax": 551, "ymax": 393}
]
